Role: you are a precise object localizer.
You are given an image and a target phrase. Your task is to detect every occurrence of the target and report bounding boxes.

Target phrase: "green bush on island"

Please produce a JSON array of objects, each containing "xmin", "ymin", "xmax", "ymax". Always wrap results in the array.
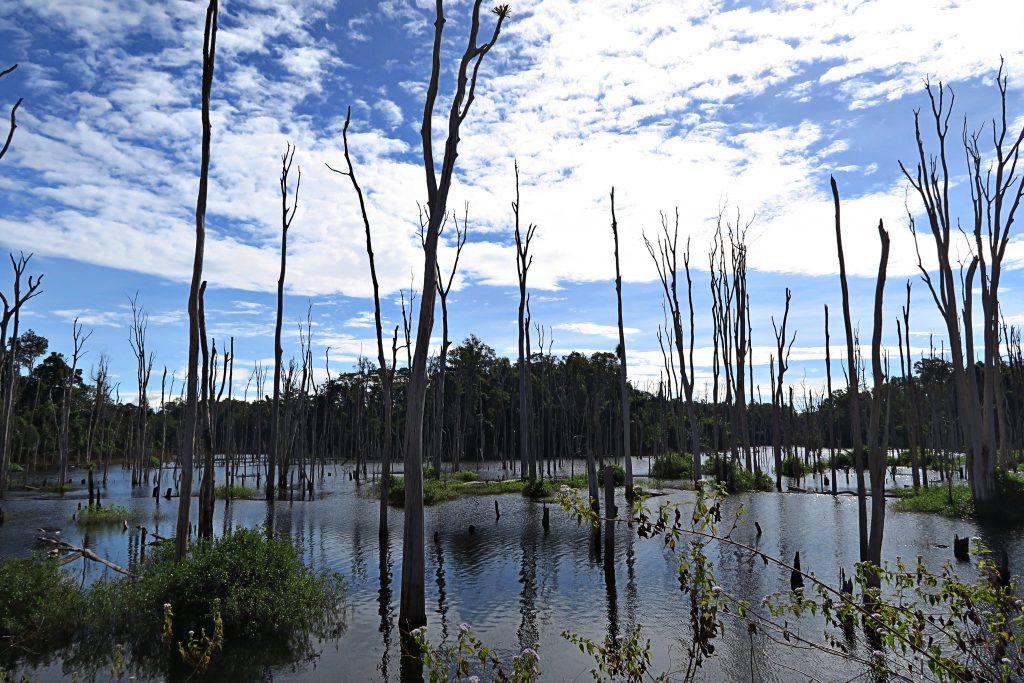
[
  {"xmin": 650, "ymin": 452, "xmax": 693, "ymax": 481},
  {"xmin": 452, "ymin": 469, "xmax": 479, "ymax": 482},
  {"xmin": 0, "ymin": 530, "xmax": 344, "ymax": 676},
  {"xmin": 76, "ymin": 504, "xmax": 130, "ymax": 526},
  {"xmin": 780, "ymin": 455, "xmax": 808, "ymax": 478}
]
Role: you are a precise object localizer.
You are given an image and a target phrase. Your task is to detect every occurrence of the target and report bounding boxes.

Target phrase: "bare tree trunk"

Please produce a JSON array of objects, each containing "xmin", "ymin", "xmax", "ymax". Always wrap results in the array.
[
  {"xmin": 831, "ymin": 176, "xmax": 868, "ymax": 562},
  {"xmin": 176, "ymin": 0, "xmax": 218, "ymax": 562},
  {"xmin": 269, "ymin": 143, "xmax": 300, "ymax": 500},
  {"xmin": 866, "ymin": 221, "xmax": 891, "ymax": 584},
  {"xmin": 514, "ymin": 162, "xmax": 538, "ymax": 482},
  {"xmin": 59, "ymin": 319, "xmax": 91, "ymax": 490},
  {"xmin": 399, "ymin": 0, "xmax": 508, "ymax": 631},
  {"xmin": 824, "ymin": 305, "xmax": 837, "ymax": 495},
  {"xmin": 609, "ymin": 189, "xmax": 633, "ymax": 499}
]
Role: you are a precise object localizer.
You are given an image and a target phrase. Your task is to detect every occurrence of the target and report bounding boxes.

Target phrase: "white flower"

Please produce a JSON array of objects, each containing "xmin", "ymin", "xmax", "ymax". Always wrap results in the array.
[
  {"xmin": 459, "ymin": 622, "xmax": 470, "ymax": 633},
  {"xmin": 872, "ymin": 650, "xmax": 884, "ymax": 658},
  {"xmin": 469, "ymin": 677, "xmax": 480, "ymax": 683}
]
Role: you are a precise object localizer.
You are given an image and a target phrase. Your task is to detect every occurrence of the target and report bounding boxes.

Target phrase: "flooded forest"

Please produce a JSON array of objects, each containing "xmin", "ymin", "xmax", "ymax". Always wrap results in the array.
[{"xmin": 2, "ymin": 1, "xmax": 1024, "ymax": 682}]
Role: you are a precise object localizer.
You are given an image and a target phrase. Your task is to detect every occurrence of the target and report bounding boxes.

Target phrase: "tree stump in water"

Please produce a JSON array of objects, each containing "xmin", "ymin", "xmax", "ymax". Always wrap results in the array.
[
  {"xmin": 839, "ymin": 567, "xmax": 853, "ymax": 595},
  {"xmin": 953, "ymin": 534, "xmax": 970, "ymax": 562},
  {"xmin": 542, "ymin": 505, "xmax": 550, "ymax": 531},
  {"xmin": 164, "ymin": 487, "xmax": 172, "ymax": 499},
  {"xmin": 494, "ymin": 500, "xmax": 500, "ymax": 521},
  {"xmin": 468, "ymin": 524, "xmax": 476, "ymax": 535},
  {"xmin": 790, "ymin": 551, "xmax": 804, "ymax": 591},
  {"xmin": 88, "ymin": 470, "xmax": 95, "ymax": 507},
  {"xmin": 754, "ymin": 521, "xmax": 762, "ymax": 537}
]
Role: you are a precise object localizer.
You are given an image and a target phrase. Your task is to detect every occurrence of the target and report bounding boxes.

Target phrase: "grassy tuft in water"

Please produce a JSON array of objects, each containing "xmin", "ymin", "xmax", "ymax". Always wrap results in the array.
[
  {"xmin": 75, "ymin": 504, "xmax": 130, "ymax": 526},
  {"xmin": 213, "ymin": 484, "xmax": 259, "ymax": 499}
]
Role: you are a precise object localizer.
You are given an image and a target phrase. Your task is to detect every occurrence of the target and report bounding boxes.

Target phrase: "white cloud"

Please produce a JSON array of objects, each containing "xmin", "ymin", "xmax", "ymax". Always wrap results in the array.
[{"xmin": 554, "ymin": 322, "xmax": 639, "ymax": 340}]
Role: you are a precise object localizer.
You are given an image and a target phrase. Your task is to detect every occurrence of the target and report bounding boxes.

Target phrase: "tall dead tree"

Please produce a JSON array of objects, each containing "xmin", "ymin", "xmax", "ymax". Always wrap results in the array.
[
  {"xmin": 0, "ymin": 254, "xmax": 42, "ymax": 494},
  {"xmin": 59, "ymin": 319, "xmax": 91, "ymax": 488},
  {"xmin": 400, "ymin": 0, "xmax": 509, "ymax": 631},
  {"xmin": 176, "ymin": 0, "xmax": 218, "ymax": 562},
  {"xmin": 129, "ymin": 294, "xmax": 154, "ymax": 486},
  {"xmin": 866, "ymin": 220, "xmax": 891, "ymax": 584},
  {"xmin": 831, "ymin": 176, "xmax": 868, "ymax": 562},
  {"xmin": 434, "ymin": 205, "xmax": 468, "ymax": 478},
  {"xmin": 609, "ymin": 189, "xmax": 633, "ymax": 498},
  {"xmin": 900, "ymin": 64, "xmax": 1024, "ymax": 517},
  {"xmin": 0, "ymin": 64, "xmax": 22, "ymax": 163},
  {"xmin": 770, "ymin": 288, "xmax": 795, "ymax": 491},
  {"xmin": 514, "ymin": 162, "xmax": 538, "ymax": 482},
  {"xmin": 824, "ymin": 305, "xmax": 837, "ymax": 495},
  {"xmin": 644, "ymin": 210, "xmax": 701, "ymax": 485},
  {"xmin": 329, "ymin": 106, "xmax": 399, "ymax": 537},
  {"xmin": 269, "ymin": 142, "xmax": 300, "ymax": 500}
]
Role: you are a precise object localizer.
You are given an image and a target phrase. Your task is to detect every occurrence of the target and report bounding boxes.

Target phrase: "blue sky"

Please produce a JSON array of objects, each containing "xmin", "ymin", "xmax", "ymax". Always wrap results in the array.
[{"xmin": 1, "ymin": 0, "xmax": 1023, "ymax": 405}]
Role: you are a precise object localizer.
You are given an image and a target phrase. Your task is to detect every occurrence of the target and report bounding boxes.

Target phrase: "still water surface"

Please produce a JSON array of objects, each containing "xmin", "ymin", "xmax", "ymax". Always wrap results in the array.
[{"xmin": 1, "ymin": 459, "xmax": 1019, "ymax": 682}]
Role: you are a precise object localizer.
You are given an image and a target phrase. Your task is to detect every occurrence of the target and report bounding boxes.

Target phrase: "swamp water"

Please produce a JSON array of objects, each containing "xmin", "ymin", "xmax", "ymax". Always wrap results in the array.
[{"xmin": 1, "ymin": 458, "xmax": 1020, "ymax": 682}]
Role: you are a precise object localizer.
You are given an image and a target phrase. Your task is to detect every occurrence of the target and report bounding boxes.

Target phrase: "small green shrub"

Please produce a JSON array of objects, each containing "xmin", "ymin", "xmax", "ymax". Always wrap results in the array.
[
  {"xmin": 0, "ymin": 555, "xmax": 81, "ymax": 659},
  {"xmin": 522, "ymin": 479, "xmax": 554, "ymax": 499},
  {"xmin": 148, "ymin": 456, "xmax": 161, "ymax": 469},
  {"xmin": 780, "ymin": 455, "xmax": 807, "ymax": 478},
  {"xmin": 598, "ymin": 464, "xmax": 625, "ymax": 486},
  {"xmin": 8, "ymin": 462, "xmax": 23, "ymax": 473},
  {"xmin": 826, "ymin": 450, "xmax": 855, "ymax": 470},
  {"xmin": 650, "ymin": 453, "xmax": 694, "ymax": 481},
  {"xmin": 76, "ymin": 504, "xmax": 130, "ymax": 526},
  {"xmin": 452, "ymin": 469, "xmax": 479, "ymax": 482}
]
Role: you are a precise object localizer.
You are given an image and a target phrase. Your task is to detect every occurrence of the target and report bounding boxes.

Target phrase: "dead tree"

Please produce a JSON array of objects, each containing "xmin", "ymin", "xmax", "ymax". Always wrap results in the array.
[
  {"xmin": 609, "ymin": 188, "xmax": 633, "ymax": 498},
  {"xmin": 0, "ymin": 64, "xmax": 22, "ymax": 163},
  {"xmin": 899, "ymin": 64, "xmax": 1024, "ymax": 517},
  {"xmin": 58, "ymin": 319, "xmax": 91, "ymax": 489},
  {"xmin": 128, "ymin": 294, "xmax": 154, "ymax": 486},
  {"xmin": 644, "ymin": 210, "xmax": 701, "ymax": 485},
  {"xmin": 824, "ymin": 305, "xmax": 837, "ymax": 495},
  {"xmin": 0, "ymin": 254, "xmax": 42, "ymax": 494},
  {"xmin": 434, "ymin": 204, "xmax": 468, "ymax": 478},
  {"xmin": 866, "ymin": 220, "xmax": 891, "ymax": 584},
  {"xmin": 900, "ymin": 282, "xmax": 924, "ymax": 488},
  {"xmin": 400, "ymin": 0, "xmax": 509, "ymax": 631},
  {"xmin": 176, "ymin": 0, "xmax": 218, "ymax": 562},
  {"xmin": 831, "ymin": 176, "xmax": 868, "ymax": 562},
  {"xmin": 328, "ymin": 107, "xmax": 398, "ymax": 537},
  {"xmin": 770, "ymin": 288, "xmax": 795, "ymax": 491},
  {"xmin": 514, "ymin": 162, "xmax": 538, "ymax": 482},
  {"xmin": 269, "ymin": 142, "xmax": 300, "ymax": 500}
]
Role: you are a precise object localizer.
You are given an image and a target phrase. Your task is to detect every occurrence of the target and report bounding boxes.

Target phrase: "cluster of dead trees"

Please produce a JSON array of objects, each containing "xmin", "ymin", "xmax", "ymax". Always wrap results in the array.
[{"xmin": 4, "ymin": 0, "xmax": 1023, "ymax": 640}]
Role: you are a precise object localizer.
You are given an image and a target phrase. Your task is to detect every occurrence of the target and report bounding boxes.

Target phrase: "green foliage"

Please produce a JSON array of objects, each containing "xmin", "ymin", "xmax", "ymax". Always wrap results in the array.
[
  {"xmin": 779, "ymin": 455, "xmax": 808, "ymax": 478},
  {"xmin": 650, "ymin": 452, "xmax": 693, "ymax": 481},
  {"xmin": 715, "ymin": 460, "xmax": 772, "ymax": 492},
  {"xmin": 598, "ymin": 464, "xmax": 625, "ymax": 486},
  {"xmin": 0, "ymin": 555, "xmax": 82, "ymax": 660},
  {"xmin": 213, "ymin": 484, "xmax": 258, "ymax": 499},
  {"xmin": 563, "ymin": 626, "xmax": 664, "ymax": 683},
  {"xmin": 7, "ymin": 463, "xmax": 23, "ymax": 473},
  {"xmin": 85, "ymin": 529, "xmax": 344, "ymax": 658},
  {"xmin": 75, "ymin": 504, "xmax": 130, "ymax": 526},
  {"xmin": 892, "ymin": 473, "xmax": 1024, "ymax": 522},
  {"xmin": 561, "ymin": 473, "xmax": 589, "ymax": 489},
  {"xmin": 452, "ymin": 469, "xmax": 479, "ymax": 482},
  {"xmin": 384, "ymin": 476, "xmax": 460, "ymax": 506},
  {"xmin": 827, "ymin": 450, "xmax": 855, "ymax": 470},
  {"xmin": 521, "ymin": 479, "xmax": 555, "ymax": 499},
  {"xmin": 413, "ymin": 623, "xmax": 540, "ymax": 682},
  {"xmin": 455, "ymin": 479, "xmax": 528, "ymax": 495},
  {"xmin": 148, "ymin": 456, "xmax": 161, "ymax": 469}
]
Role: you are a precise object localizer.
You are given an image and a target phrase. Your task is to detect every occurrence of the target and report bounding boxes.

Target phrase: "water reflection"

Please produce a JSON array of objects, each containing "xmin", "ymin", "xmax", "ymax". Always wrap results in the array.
[{"xmin": 2, "ymin": 459, "xmax": 1022, "ymax": 682}]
